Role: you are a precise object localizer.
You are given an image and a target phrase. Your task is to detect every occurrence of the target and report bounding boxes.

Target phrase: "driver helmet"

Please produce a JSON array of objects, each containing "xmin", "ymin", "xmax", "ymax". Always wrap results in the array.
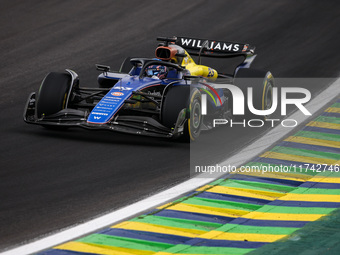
[{"xmin": 146, "ymin": 65, "xmax": 168, "ymax": 79}]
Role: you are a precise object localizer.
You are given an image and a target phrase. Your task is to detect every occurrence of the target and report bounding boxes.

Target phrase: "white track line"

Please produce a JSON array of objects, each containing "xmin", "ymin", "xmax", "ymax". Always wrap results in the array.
[{"xmin": 2, "ymin": 78, "xmax": 340, "ymax": 255}]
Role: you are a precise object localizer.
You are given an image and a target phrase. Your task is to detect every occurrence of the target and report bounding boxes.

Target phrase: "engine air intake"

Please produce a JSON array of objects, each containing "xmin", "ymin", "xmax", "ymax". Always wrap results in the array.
[{"xmin": 155, "ymin": 46, "xmax": 177, "ymax": 61}]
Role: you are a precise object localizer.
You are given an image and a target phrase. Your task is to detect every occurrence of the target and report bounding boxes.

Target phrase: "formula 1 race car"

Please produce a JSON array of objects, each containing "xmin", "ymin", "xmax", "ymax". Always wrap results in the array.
[{"xmin": 24, "ymin": 36, "xmax": 274, "ymax": 141}]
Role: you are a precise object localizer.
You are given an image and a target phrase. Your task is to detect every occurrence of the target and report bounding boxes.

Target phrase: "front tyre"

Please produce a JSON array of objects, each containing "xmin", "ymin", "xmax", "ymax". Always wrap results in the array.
[
  {"xmin": 36, "ymin": 72, "xmax": 72, "ymax": 118},
  {"xmin": 161, "ymin": 86, "xmax": 203, "ymax": 142}
]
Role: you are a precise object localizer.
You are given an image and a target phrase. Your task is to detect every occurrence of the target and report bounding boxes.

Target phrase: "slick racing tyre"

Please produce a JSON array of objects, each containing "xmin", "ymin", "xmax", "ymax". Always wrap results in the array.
[
  {"xmin": 162, "ymin": 86, "xmax": 202, "ymax": 142},
  {"xmin": 36, "ymin": 72, "xmax": 72, "ymax": 118},
  {"xmin": 161, "ymin": 85, "xmax": 190, "ymax": 129},
  {"xmin": 234, "ymin": 68, "xmax": 274, "ymax": 119},
  {"xmin": 185, "ymin": 88, "xmax": 203, "ymax": 141}
]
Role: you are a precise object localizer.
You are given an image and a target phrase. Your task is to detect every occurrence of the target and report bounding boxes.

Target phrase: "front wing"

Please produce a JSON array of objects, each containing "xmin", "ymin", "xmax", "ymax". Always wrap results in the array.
[{"xmin": 23, "ymin": 92, "xmax": 187, "ymax": 139}]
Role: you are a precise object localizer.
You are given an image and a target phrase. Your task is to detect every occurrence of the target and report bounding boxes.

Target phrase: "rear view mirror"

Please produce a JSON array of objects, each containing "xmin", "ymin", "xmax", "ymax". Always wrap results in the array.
[{"xmin": 96, "ymin": 64, "xmax": 111, "ymax": 73}]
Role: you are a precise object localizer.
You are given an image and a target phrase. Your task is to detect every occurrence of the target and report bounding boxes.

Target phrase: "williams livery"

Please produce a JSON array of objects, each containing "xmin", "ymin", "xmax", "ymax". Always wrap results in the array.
[{"xmin": 24, "ymin": 36, "xmax": 274, "ymax": 141}]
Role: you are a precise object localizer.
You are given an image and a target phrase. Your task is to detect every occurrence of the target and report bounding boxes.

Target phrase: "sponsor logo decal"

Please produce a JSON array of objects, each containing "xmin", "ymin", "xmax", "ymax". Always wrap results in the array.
[
  {"xmin": 111, "ymin": 92, "xmax": 124, "ymax": 96},
  {"xmin": 92, "ymin": 112, "xmax": 108, "ymax": 116},
  {"xmin": 180, "ymin": 38, "xmax": 241, "ymax": 52},
  {"xmin": 112, "ymin": 87, "xmax": 133, "ymax": 91},
  {"xmin": 147, "ymin": 90, "xmax": 162, "ymax": 97}
]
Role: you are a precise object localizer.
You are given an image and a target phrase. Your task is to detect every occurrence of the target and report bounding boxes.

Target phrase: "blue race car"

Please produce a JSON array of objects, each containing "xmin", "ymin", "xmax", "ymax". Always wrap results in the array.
[{"xmin": 24, "ymin": 36, "xmax": 274, "ymax": 141}]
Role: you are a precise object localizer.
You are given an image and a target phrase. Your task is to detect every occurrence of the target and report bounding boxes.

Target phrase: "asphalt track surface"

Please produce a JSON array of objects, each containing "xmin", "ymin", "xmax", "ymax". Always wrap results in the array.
[{"xmin": 1, "ymin": 0, "xmax": 340, "ymax": 252}]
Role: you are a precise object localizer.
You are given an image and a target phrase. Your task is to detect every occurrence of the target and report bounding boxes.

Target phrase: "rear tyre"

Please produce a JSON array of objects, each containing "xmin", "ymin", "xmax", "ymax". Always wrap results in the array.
[
  {"xmin": 234, "ymin": 68, "xmax": 274, "ymax": 119},
  {"xmin": 185, "ymin": 88, "xmax": 203, "ymax": 141},
  {"xmin": 36, "ymin": 72, "xmax": 72, "ymax": 118}
]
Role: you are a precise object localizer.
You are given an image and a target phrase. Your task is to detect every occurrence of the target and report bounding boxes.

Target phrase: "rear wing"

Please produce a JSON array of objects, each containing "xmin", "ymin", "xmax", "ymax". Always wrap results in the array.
[
  {"xmin": 157, "ymin": 36, "xmax": 255, "ymax": 58},
  {"xmin": 157, "ymin": 36, "xmax": 257, "ymax": 75}
]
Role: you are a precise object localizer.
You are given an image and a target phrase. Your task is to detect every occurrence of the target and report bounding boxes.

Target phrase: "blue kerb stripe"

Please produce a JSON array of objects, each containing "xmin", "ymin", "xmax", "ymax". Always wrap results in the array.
[
  {"xmin": 300, "ymin": 182, "xmax": 340, "ymax": 189},
  {"xmin": 230, "ymin": 217, "xmax": 309, "ymax": 228},
  {"xmin": 269, "ymin": 200, "xmax": 340, "ymax": 208},
  {"xmin": 322, "ymin": 112, "xmax": 340, "ymax": 118},
  {"xmin": 100, "ymin": 228, "xmax": 190, "ymax": 244},
  {"xmin": 154, "ymin": 209, "xmax": 234, "ymax": 224},
  {"xmin": 302, "ymin": 126, "xmax": 340, "ymax": 135},
  {"xmin": 197, "ymin": 191, "xmax": 270, "ymax": 205},
  {"xmin": 278, "ymin": 141, "xmax": 340, "ymax": 154},
  {"xmin": 230, "ymin": 174, "xmax": 303, "ymax": 187},
  {"xmin": 187, "ymin": 238, "xmax": 267, "ymax": 248}
]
